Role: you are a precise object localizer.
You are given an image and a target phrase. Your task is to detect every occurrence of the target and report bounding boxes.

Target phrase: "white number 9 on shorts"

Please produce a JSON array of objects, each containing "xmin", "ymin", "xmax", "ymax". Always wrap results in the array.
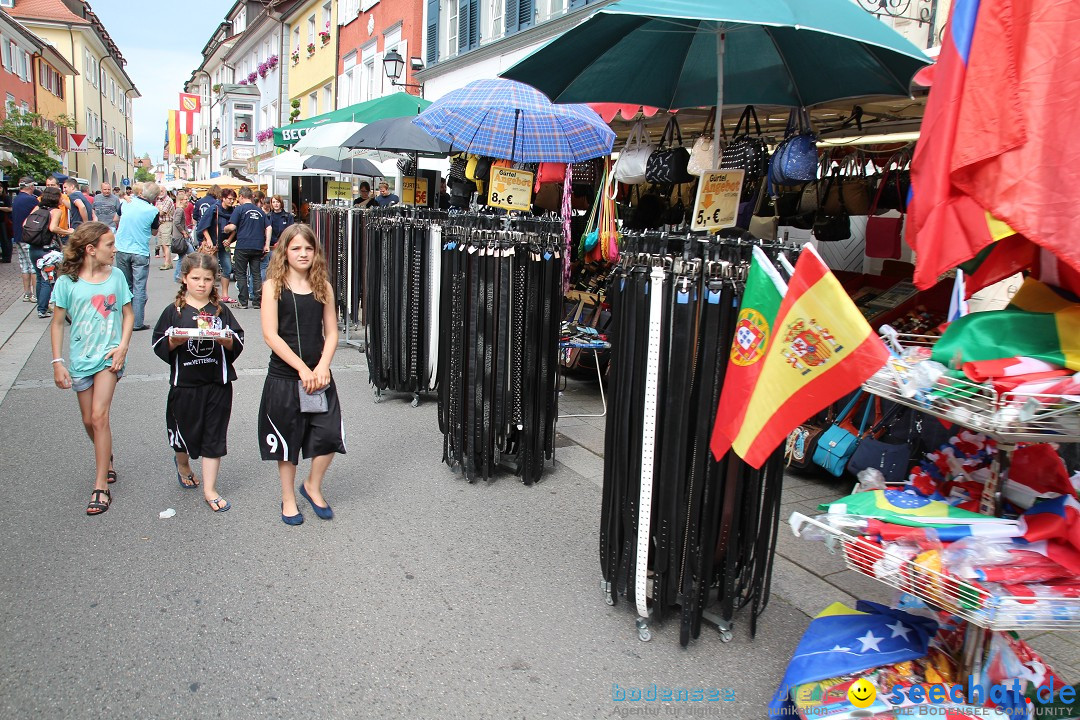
[{"xmin": 265, "ymin": 434, "xmax": 278, "ymax": 455}]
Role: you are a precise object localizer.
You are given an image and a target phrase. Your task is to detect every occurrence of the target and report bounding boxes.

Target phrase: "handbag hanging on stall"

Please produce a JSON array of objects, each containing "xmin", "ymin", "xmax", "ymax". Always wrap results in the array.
[
  {"xmin": 613, "ymin": 120, "xmax": 654, "ymax": 185},
  {"xmin": 813, "ymin": 164, "xmax": 851, "ymax": 243},
  {"xmin": 821, "ymin": 151, "xmax": 872, "ymax": 216},
  {"xmin": 813, "ymin": 391, "xmax": 875, "ymax": 477},
  {"xmin": 687, "ymin": 106, "xmax": 717, "ymax": 176},
  {"xmin": 874, "ymin": 147, "xmax": 912, "ymax": 213},
  {"xmin": 864, "ymin": 165, "xmax": 905, "ymax": 259},
  {"xmin": 721, "ymin": 105, "xmax": 770, "ymax": 199},
  {"xmin": 768, "ymin": 108, "xmax": 819, "ymax": 189},
  {"xmin": 645, "ymin": 116, "xmax": 694, "ymax": 185},
  {"xmin": 846, "ymin": 402, "xmax": 909, "ymax": 483}
]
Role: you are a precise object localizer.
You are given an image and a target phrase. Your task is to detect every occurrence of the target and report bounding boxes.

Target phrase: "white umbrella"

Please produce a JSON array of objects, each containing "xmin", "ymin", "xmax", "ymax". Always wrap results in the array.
[{"xmin": 292, "ymin": 122, "xmax": 406, "ymax": 162}]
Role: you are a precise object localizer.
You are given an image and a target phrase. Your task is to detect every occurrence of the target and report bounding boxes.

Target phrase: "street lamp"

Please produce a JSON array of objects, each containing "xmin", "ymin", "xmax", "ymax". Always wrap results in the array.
[
  {"xmin": 382, "ymin": 49, "xmax": 424, "ymax": 97},
  {"xmin": 212, "ymin": 126, "xmax": 221, "ymax": 146}
]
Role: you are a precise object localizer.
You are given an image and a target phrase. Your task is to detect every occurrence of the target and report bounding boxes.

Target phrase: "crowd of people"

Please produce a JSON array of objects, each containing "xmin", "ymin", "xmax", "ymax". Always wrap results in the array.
[{"xmin": 7, "ymin": 174, "xmax": 342, "ymax": 523}]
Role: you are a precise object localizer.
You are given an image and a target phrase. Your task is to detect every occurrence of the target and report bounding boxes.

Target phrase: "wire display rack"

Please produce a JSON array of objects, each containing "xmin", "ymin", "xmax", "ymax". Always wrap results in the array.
[{"xmin": 789, "ymin": 513, "xmax": 1080, "ymax": 632}]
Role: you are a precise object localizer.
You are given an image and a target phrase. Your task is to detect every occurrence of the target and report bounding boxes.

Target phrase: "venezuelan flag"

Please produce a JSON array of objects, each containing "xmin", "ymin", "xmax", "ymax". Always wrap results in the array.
[
  {"xmin": 932, "ymin": 277, "xmax": 1080, "ymax": 372},
  {"xmin": 730, "ymin": 245, "xmax": 889, "ymax": 469}
]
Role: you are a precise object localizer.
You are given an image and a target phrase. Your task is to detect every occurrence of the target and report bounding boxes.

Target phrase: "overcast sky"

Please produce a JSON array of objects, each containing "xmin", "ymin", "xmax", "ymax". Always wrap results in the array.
[{"xmin": 92, "ymin": 0, "xmax": 225, "ymax": 164}]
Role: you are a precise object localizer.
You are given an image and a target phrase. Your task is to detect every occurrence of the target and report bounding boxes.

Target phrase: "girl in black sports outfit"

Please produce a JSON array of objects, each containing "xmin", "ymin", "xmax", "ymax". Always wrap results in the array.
[
  {"xmin": 152, "ymin": 252, "xmax": 244, "ymax": 512},
  {"xmin": 258, "ymin": 223, "xmax": 345, "ymax": 526}
]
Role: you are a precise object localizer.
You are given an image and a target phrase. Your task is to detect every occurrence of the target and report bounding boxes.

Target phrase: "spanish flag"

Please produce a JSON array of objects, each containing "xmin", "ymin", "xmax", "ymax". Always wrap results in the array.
[
  {"xmin": 167, "ymin": 110, "xmax": 189, "ymax": 156},
  {"xmin": 727, "ymin": 245, "xmax": 890, "ymax": 469},
  {"xmin": 710, "ymin": 246, "xmax": 787, "ymax": 461}
]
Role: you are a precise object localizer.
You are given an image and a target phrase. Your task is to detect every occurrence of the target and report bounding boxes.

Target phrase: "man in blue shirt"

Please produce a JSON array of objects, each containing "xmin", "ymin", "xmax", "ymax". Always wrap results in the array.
[
  {"xmin": 191, "ymin": 185, "xmax": 219, "ymax": 241},
  {"xmin": 63, "ymin": 178, "xmax": 93, "ymax": 231},
  {"xmin": 194, "ymin": 188, "xmax": 237, "ymax": 303},
  {"xmin": 114, "ymin": 182, "xmax": 161, "ymax": 330},
  {"xmin": 374, "ymin": 181, "xmax": 400, "ymax": 207},
  {"xmin": 12, "ymin": 177, "xmax": 39, "ymax": 302},
  {"xmin": 223, "ymin": 187, "xmax": 270, "ymax": 309}
]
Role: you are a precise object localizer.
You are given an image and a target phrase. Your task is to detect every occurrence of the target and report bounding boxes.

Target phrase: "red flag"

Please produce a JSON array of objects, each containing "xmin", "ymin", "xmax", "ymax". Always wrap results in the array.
[
  {"xmin": 908, "ymin": 0, "xmax": 1080, "ymax": 289},
  {"xmin": 179, "ymin": 92, "xmax": 201, "ymax": 113}
]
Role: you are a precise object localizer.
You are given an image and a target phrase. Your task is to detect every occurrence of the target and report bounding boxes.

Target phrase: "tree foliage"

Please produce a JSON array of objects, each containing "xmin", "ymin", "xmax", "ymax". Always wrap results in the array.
[
  {"xmin": 0, "ymin": 110, "xmax": 74, "ymax": 180},
  {"xmin": 133, "ymin": 165, "xmax": 154, "ymax": 183}
]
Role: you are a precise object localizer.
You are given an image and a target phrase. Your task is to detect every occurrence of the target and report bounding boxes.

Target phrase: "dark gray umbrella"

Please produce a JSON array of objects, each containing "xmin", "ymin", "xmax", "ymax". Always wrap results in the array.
[
  {"xmin": 344, "ymin": 116, "xmax": 451, "ymax": 156},
  {"xmin": 302, "ymin": 155, "xmax": 382, "ymax": 176}
]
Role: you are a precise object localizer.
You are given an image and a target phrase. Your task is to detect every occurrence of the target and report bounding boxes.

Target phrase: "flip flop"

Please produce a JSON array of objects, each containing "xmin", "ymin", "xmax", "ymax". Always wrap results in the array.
[
  {"xmin": 205, "ymin": 496, "xmax": 231, "ymax": 513},
  {"xmin": 173, "ymin": 456, "xmax": 199, "ymax": 489}
]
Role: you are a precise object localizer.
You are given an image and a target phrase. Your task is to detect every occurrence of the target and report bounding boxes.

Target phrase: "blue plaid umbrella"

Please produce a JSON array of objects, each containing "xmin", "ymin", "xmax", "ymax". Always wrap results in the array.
[{"xmin": 412, "ymin": 79, "xmax": 614, "ymax": 163}]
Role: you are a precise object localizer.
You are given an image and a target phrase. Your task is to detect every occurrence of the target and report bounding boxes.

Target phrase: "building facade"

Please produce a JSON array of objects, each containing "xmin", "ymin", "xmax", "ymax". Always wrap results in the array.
[
  {"xmin": 336, "ymin": 0, "xmax": 424, "ymax": 109},
  {"xmin": 9, "ymin": 0, "xmax": 138, "ymax": 188},
  {"xmin": 0, "ymin": 8, "xmax": 40, "ymax": 119},
  {"xmin": 284, "ymin": 0, "xmax": 337, "ymax": 121}
]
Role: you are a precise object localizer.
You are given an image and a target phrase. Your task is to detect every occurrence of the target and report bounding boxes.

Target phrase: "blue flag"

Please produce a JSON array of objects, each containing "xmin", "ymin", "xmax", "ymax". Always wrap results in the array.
[{"xmin": 769, "ymin": 601, "xmax": 938, "ymax": 720}]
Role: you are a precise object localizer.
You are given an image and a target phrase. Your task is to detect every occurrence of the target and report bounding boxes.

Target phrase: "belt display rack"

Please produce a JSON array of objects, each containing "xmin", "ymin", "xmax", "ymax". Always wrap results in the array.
[
  {"xmin": 309, "ymin": 205, "xmax": 363, "ymax": 348},
  {"xmin": 600, "ymin": 230, "xmax": 799, "ymax": 646},
  {"xmin": 362, "ymin": 205, "xmax": 446, "ymax": 406},
  {"xmin": 437, "ymin": 212, "xmax": 563, "ymax": 485}
]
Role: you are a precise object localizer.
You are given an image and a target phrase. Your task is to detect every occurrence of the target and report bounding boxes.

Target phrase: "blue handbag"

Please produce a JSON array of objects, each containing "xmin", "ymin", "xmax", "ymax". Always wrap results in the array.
[
  {"xmin": 812, "ymin": 392, "xmax": 873, "ymax": 477},
  {"xmin": 769, "ymin": 109, "xmax": 818, "ymax": 192}
]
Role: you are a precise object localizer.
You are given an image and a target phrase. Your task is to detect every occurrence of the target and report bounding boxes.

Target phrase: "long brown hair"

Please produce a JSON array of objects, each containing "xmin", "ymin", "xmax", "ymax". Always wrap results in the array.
[
  {"xmin": 59, "ymin": 221, "xmax": 111, "ymax": 281},
  {"xmin": 266, "ymin": 223, "xmax": 330, "ymax": 304},
  {"xmin": 175, "ymin": 252, "xmax": 222, "ymax": 316}
]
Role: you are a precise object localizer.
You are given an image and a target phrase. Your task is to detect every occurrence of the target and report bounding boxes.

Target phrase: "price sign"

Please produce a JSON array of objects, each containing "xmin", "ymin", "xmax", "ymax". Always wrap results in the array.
[
  {"xmin": 326, "ymin": 180, "xmax": 352, "ymax": 201},
  {"xmin": 691, "ymin": 169, "xmax": 745, "ymax": 231},
  {"xmin": 402, "ymin": 176, "xmax": 429, "ymax": 206},
  {"xmin": 488, "ymin": 167, "xmax": 534, "ymax": 212}
]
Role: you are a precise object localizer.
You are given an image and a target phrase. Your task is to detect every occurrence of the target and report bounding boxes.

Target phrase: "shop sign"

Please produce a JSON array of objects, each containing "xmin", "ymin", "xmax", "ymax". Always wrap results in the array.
[
  {"xmin": 488, "ymin": 167, "xmax": 534, "ymax": 212},
  {"xmin": 402, "ymin": 177, "xmax": 429, "ymax": 206},
  {"xmin": 326, "ymin": 181, "xmax": 352, "ymax": 201},
  {"xmin": 691, "ymin": 169, "xmax": 745, "ymax": 231}
]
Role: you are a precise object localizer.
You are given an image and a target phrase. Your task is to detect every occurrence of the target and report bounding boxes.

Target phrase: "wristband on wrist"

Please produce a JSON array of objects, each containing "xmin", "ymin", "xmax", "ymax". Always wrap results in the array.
[{"xmin": 51, "ymin": 358, "xmax": 65, "ymax": 364}]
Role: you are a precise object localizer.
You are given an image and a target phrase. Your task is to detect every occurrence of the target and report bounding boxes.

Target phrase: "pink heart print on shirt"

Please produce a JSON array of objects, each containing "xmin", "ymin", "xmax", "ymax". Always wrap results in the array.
[{"xmin": 90, "ymin": 294, "xmax": 118, "ymax": 318}]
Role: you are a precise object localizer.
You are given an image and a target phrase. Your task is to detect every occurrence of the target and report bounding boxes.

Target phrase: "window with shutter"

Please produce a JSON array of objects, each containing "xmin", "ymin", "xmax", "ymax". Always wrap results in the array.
[{"xmin": 426, "ymin": 0, "xmax": 439, "ymax": 64}]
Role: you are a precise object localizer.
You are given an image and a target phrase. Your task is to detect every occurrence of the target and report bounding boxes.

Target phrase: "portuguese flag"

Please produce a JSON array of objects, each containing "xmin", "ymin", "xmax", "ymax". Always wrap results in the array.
[
  {"xmin": 725, "ymin": 245, "xmax": 890, "ymax": 469},
  {"xmin": 710, "ymin": 246, "xmax": 787, "ymax": 461},
  {"xmin": 932, "ymin": 277, "xmax": 1080, "ymax": 372}
]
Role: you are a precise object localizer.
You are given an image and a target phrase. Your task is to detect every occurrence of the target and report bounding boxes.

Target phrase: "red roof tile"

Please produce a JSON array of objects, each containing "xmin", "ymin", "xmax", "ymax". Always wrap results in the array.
[{"xmin": 8, "ymin": 0, "xmax": 90, "ymax": 25}]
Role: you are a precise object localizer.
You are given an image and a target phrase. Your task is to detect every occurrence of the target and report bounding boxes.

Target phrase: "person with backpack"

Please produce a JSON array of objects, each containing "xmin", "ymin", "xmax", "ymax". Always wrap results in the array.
[
  {"xmin": 222, "ymin": 187, "xmax": 270, "ymax": 309},
  {"xmin": 24, "ymin": 186, "xmax": 73, "ymax": 318},
  {"xmin": 12, "ymin": 177, "xmax": 38, "ymax": 303}
]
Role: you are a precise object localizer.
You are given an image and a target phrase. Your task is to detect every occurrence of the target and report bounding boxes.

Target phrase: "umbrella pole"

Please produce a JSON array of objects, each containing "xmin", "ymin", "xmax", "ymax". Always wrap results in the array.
[{"xmin": 713, "ymin": 30, "xmax": 725, "ymax": 170}]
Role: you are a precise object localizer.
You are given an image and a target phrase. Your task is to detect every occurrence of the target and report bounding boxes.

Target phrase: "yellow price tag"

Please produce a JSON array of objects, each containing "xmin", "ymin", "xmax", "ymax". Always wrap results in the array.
[
  {"xmin": 691, "ymin": 169, "xmax": 745, "ymax": 231},
  {"xmin": 488, "ymin": 167, "xmax": 534, "ymax": 212},
  {"xmin": 326, "ymin": 181, "xmax": 352, "ymax": 201},
  {"xmin": 402, "ymin": 176, "xmax": 429, "ymax": 206}
]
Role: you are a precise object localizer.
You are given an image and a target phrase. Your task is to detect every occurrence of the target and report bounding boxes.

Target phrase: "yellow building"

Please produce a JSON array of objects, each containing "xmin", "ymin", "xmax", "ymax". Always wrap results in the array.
[
  {"xmin": 33, "ymin": 50, "xmax": 77, "ymax": 159},
  {"xmin": 11, "ymin": 0, "xmax": 139, "ymax": 189},
  {"xmin": 284, "ymin": 0, "xmax": 336, "ymax": 120}
]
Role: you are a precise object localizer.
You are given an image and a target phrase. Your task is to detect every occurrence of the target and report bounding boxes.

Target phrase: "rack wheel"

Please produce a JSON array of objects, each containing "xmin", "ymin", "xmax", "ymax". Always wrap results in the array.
[
  {"xmin": 373, "ymin": 388, "xmax": 382, "ymax": 404},
  {"xmin": 411, "ymin": 394, "xmax": 420, "ymax": 408},
  {"xmin": 635, "ymin": 618, "xmax": 651, "ymax": 642},
  {"xmin": 718, "ymin": 629, "xmax": 733, "ymax": 643},
  {"xmin": 603, "ymin": 592, "xmax": 614, "ymax": 606}
]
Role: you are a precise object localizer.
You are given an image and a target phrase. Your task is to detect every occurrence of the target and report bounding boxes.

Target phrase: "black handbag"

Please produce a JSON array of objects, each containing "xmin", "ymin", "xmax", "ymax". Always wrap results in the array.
[
  {"xmin": 571, "ymin": 158, "xmax": 599, "ymax": 186},
  {"xmin": 449, "ymin": 155, "xmax": 468, "ymax": 183},
  {"xmin": 645, "ymin": 116, "xmax": 693, "ymax": 185},
  {"xmin": 812, "ymin": 175, "xmax": 851, "ymax": 242},
  {"xmin": 721, "ymin": 105, "xmax": 770, "ymax": 198}
]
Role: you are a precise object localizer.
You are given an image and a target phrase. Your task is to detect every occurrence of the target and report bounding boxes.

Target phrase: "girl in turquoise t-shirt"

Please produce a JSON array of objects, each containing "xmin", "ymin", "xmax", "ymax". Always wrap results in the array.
[{"xmin": 50, "ymin": 221, "xmax": 134, "ymax": 516}]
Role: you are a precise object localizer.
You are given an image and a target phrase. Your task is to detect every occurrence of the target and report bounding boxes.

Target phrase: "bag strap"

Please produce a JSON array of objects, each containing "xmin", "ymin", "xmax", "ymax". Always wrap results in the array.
[
  {"xmin": 746, "ymin": 106, "xmax": 762, "ymax": 136},
  {"xmin": 868, "ymin": 162, "xmax": 891, "ymax": 215},
  {"xmin": 856, "ymin": 395, "xmax": 875, "ymax": 436},
  {"xmin": 834, "ymin": 390, "xmax": 862, "ymax": 424},
  {"xmin": 669, "ymin": 115, "xmax": 683, "ymax": 147},
  {"xmin": 701, "ymin": 107, "xmax": 716, "ymax": 137}
]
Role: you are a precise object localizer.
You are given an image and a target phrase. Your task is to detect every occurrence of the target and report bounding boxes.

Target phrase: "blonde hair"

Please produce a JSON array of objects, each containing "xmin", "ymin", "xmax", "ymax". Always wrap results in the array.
[
  {"xmin": 266, "ymin": 223, "xmax": 330, "ymax": 305},
  {"xmin": 59, "ymin": 222, "xmax": 111, "ymax": 281},
  {"xmin": 175, "ymin": 252, "xmax": 222, "ymax": 316}
]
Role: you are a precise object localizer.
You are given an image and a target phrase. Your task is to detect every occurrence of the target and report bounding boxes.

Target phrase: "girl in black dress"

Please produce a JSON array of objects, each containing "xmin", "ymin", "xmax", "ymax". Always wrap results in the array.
[
  {"xmin": 152, "ymin": 252, "xmax": 244, "ymax": 512},
  {"xmin": 258, "ymin": 223, "xmax": 344, "ymax": 525}
]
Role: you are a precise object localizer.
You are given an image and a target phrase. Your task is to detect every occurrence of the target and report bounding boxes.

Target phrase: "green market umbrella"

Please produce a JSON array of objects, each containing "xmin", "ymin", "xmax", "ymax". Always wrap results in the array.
[
  {"xmin": 273, "ymin": 92, "xmax": 431, "ymax": 148},
  {"xmin": 501, "ymin": 0, "xmax": 930, "ymax": 111}
]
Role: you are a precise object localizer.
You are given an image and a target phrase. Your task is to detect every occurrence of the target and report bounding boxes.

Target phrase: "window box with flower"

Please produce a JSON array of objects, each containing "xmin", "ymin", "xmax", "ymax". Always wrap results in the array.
[
  {"xmin": 268, "ymin": 54, "xmax": 279, "ymax": 68},
  {"xmin": 291, "ymin": 47, "xmax": 300, "ymax": 64},
  {"xmin": 306, "ymin": 42, "xmax": 316, "ymax": 56},
  {"xmin": 238, "ymin": 79, "xmax": 248, "ymax": 86},
  {"xmin": 258, "ymin": 62, "xmax": 269, "ymax": 78},
  {"xmin": 247, "ymin": 71, "xmax": 258, "ymax": 84},
  {"xmin": 319, "ymin": 22, "xmax": 331, "ymax": 44}
]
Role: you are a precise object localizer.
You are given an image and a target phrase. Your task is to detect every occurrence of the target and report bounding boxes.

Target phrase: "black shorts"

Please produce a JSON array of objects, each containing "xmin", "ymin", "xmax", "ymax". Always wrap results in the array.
[
  {"xmin": 258, "ymin": 374, "xmax": 346, "ymax": 464},
  {"xmin": 166, "ymin": 384, "xmax": 233, "ymax": 459}
]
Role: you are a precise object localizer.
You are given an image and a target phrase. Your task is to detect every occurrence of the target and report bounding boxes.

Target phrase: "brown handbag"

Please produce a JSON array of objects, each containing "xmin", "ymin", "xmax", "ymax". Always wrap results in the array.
[{"xmin": 821, "ymin": 153, "xmax": 871, "ymax": 216}]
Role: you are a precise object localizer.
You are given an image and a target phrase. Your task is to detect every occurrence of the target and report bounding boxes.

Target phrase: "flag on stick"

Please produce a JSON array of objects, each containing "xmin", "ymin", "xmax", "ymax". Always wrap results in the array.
[
  {"xmin": 179, "ymin": 92, "xmax": 201, "ymax": 113},
  {"xmin": 710, "ymin": 246, "xmax": 788, "ymax": 460},
  {"xmin": 723, "ymin": 245, "xmax": 890, "ymax": 468}
]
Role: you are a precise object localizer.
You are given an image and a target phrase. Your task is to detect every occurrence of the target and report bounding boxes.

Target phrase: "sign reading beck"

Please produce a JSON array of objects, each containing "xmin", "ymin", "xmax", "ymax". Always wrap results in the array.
[
  {"xmin": 692, "ymin": 169, "xmax": 745, "ymax": 231},
  {"xmin": 488, "ymin": 167, "xmax": 534, "ymax": 212}
]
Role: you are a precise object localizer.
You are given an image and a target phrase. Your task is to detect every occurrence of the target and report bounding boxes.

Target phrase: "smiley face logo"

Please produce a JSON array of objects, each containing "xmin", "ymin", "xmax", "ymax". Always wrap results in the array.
[{"xmin": 847, "ymin": 678, "xmax": 877, "ymax": 709}]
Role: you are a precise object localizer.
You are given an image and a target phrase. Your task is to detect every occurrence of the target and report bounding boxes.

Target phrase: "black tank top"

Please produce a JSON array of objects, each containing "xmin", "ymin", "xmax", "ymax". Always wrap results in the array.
[{"xmin": 268, "ymin": 287, "xmax": 325, "ymax": 379}]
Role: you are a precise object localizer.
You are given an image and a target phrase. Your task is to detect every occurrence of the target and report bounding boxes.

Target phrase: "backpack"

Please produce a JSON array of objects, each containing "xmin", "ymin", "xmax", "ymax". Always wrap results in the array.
[{"xmin": 22, "ymin": 207, "xmax": 54, "ymax": 247}]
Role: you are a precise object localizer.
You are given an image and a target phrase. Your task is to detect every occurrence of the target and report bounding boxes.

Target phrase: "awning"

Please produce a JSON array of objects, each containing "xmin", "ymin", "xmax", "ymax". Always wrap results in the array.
[
  {"xmin": 274, "ymin": 92, "xmax": 431, "ymax": 148},
  {"xmin": 257, "ymin": 150, "xmax": 338, "ymax": 176}
]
